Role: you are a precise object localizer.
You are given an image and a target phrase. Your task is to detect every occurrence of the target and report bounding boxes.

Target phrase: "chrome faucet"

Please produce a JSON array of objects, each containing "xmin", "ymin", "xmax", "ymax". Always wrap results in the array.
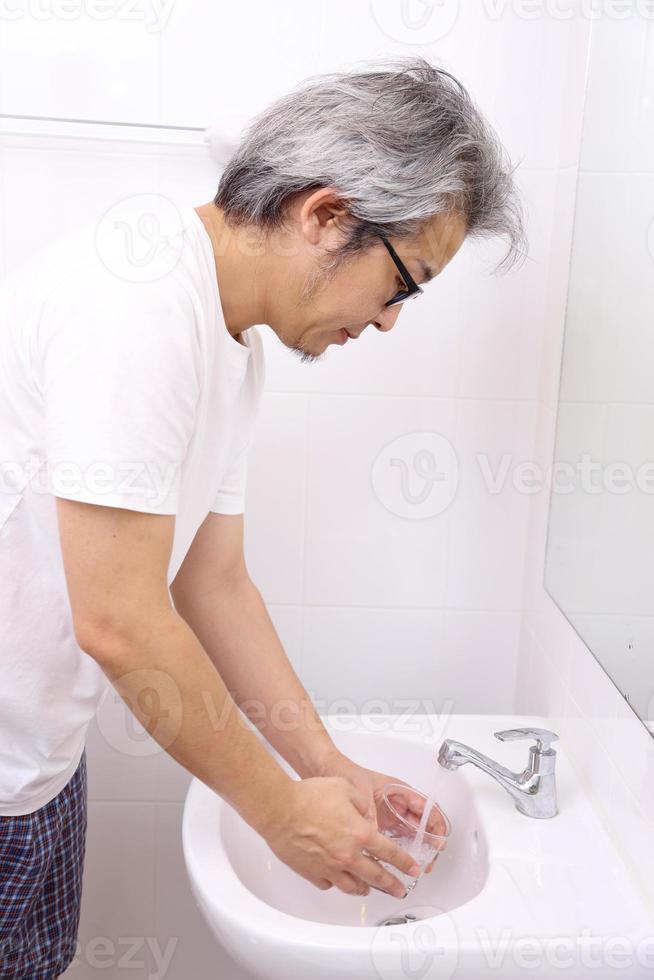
[{"xmin": 437, "ymin": 727, "xmax": 559, "ymax": 818}]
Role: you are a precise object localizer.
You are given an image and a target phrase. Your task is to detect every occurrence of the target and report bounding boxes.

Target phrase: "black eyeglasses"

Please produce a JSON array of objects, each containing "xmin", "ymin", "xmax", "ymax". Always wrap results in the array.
[{"xmin": 379, "ymin": 234, "xmax": 424, "ymax": 308}]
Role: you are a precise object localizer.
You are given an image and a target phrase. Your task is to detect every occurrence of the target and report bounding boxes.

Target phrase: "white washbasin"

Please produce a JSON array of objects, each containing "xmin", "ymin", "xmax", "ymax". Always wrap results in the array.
[{"xmin": 183, "ymin": 714, "xmax": 653, "ymax": 980}]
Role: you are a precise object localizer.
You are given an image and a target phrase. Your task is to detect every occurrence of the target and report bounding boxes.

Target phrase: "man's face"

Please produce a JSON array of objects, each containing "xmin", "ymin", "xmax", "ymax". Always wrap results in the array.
[{"xmin": 281, "ymin": 207, "xmax": 467, "ymax": 363}]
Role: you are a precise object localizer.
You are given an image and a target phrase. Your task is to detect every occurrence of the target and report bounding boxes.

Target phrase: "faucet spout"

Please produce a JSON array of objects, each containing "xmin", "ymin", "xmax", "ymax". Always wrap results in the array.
[
  {"xmin": 438, "ymin": 739, "xmax": 527, "ymax": 782},
  {"xmin": 437, "ymin": 729, "xmax": 559, "ymax": 819}
]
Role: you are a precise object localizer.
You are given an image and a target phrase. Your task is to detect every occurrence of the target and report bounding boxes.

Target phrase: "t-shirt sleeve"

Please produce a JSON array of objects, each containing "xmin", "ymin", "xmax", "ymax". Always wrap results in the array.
[
  {"xmin": 209, "ymin": 440, "xmax": 250, "ymax": 516},
  {"xmin": 38, "ymin": 267, "xmax": 201, "ymax": 515}
]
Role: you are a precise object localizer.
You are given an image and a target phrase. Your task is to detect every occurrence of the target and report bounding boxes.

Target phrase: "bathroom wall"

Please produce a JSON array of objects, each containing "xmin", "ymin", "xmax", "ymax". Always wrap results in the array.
[
  {"xmin": 0, "ymin": 3, "xmax": 593, "ymax": 978},
  {"xmin": 517, "ymin": 13, "xmax": 654, "ymax": 915},
  {"xmin": 245, "ymin": 6, "xmax": 586, "ymax": 722}
]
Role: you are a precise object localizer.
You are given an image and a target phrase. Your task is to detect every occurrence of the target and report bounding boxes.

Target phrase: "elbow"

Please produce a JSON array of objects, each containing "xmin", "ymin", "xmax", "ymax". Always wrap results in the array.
[
  {"xmin": 73, "ymin": 616, "xmax": 134, "ymax": 667},
  {"xmin": 71, "ymin": 590, "xmax": 175, "ymax": 665},
  {"xmin": 72, "ymin": 599, "xmax": 175, "ymax": 666}
]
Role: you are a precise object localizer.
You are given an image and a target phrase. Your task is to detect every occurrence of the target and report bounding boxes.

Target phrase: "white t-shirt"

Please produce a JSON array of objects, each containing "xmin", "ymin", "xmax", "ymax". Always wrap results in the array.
[{"xmin": 0, "ymin": 202, "xmax": 265, "ymax": 815}]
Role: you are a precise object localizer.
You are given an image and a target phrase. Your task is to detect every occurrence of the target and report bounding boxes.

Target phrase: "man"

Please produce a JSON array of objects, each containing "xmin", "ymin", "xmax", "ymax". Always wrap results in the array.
[{"xmin": 0, "ymin": 56, "xmax": 524, "ymax": 977}]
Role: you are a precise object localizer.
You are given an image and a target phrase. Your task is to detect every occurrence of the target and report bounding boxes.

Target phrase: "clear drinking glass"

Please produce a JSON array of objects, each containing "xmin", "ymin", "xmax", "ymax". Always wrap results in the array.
[{"xmin": 377, "ymin": 782, "xmax": 451, "ymax": 894}]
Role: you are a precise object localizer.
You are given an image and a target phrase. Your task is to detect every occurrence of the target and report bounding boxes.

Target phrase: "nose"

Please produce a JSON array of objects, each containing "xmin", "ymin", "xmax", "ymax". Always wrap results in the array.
[{"xmin": 371, "ymin": 305, "xmax": 402, "ymax": 333}]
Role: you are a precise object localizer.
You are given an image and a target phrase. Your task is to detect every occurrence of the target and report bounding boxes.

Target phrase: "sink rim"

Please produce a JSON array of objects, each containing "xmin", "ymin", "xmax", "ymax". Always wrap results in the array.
[{"xmin": 182, "ymin": 712, "xmax": 653, "ymax": 949}]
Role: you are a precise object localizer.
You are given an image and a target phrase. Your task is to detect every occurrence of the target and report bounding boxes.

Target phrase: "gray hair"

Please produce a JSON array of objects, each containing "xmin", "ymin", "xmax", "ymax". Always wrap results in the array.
[{"xmin": 214, "ymin": 56, "xmax": 527, "ymax": 274}]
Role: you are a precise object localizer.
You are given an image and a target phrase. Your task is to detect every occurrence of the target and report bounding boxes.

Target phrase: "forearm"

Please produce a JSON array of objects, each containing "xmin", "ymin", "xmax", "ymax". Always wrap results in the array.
[
  {"xmin": 83, "ymin": 606, "xmax": 293, "ymax": 835},
  {"xmin": 172, "ymin": 576, "xmax": 339, "ymax": 779}
]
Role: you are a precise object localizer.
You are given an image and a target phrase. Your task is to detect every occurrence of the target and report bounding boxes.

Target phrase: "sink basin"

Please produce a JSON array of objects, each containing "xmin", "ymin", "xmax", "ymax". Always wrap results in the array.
[{"xmin": 182, "ymin": 713, "xmax": 653, "ymax": 980}]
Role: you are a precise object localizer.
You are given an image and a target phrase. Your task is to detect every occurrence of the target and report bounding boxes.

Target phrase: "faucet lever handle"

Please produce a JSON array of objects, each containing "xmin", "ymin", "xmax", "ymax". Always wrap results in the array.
[{"xmin": 494, "ymin": 727, "xmax": 559, "ymax": 753}]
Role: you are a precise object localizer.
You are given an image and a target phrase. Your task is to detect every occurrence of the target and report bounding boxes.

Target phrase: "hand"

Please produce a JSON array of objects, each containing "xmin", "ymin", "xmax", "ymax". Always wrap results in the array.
[
  {"xmin": 317, "ymin": 750, "xmax": 448, "ymax": 873},
  {"xmin": 259, "ymin": 776, "xmax": 423, "ymax": 898}
]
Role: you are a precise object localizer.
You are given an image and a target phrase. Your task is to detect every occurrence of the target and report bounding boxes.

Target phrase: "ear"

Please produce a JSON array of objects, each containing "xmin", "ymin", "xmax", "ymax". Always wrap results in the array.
[{"xmin": 300, "ymin": 187, "xmax": 355, "ymax": 245}]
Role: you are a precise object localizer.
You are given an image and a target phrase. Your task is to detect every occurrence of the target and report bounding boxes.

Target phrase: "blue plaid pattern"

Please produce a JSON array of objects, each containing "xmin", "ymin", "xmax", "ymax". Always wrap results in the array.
[{"xmin": 0, "ymin": 748, "xmax": 87, "ymax": 979}]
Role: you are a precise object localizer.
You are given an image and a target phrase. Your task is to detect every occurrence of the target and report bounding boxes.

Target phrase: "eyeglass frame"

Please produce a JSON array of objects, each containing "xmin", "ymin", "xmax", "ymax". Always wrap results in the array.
[{"xmin": 379, "ymin": 234, "xmax": 424, "ymax": 308}]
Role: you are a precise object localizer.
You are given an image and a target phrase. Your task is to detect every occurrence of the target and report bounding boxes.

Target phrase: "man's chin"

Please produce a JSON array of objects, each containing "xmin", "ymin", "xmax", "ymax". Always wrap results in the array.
[
  {"xmin": 288, "ymin": 339, "xmax": 325, "ymax": 365},
  {"xmin": 285, "ymin": 325, "xmax": 347, "ymax": 363}
]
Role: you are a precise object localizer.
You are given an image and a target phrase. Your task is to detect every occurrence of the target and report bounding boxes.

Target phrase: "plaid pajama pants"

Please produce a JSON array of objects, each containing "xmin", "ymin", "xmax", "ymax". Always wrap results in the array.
[{"xmin": 0, "ymin": 748, "xmax": 87, "ymax": 979}]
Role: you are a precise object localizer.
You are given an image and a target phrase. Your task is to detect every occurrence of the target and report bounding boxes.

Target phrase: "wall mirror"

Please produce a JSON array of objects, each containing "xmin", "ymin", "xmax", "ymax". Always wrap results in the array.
[{"xmin": 544, "ymin": 22, "xmax": 654, "ymax": 735}]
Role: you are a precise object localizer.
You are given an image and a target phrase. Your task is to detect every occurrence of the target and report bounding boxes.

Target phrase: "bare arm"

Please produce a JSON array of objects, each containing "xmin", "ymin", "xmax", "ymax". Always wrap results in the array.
[
  {"xmin": 170, "ymin": 512, "xmax": 339, "ymax": 779},
  {"xmin": 55, "ymin": 497, "xmax": 293, "ymax": 835},
  {"xmin": 56, "ymin": 498, "xmax": 419, "ymax": 899}
]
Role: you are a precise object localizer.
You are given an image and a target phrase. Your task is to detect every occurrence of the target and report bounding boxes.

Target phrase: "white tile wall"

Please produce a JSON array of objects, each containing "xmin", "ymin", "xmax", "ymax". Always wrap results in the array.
[
  {"xmin": 0, "ymin": 2, "xmax": 611, "ymax": 975},
  {"xmin": 579, "ymin": 13, "xmax": 654, "ymax": 173},
  {"xmin": 301, "ymin": 605, "xmax": 520, "ymax": 714},
  {"xmin": 160, "ymin": 2, "xmax": 325, "ymax": 128},
  {"xmin": 0, "ymin": 12, "xmax": 161, "ymax": 123},
  {"xmin": 303, "ymin": 394, "xmax": 456, "ymax": 608},
  {"xmin": 243, "ymin": 393, "xmax": 308, "ymax": 606},
  {"xmin": 517, "ymin": 13, "xmax": 654, "ymax": 915},
  {"xmin": 444, "ymin": 398, "xmax": 538, "ymax": 610}
]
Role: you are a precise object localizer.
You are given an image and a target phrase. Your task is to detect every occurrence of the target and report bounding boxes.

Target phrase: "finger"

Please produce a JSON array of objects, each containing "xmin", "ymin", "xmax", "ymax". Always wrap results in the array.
[
  {"xmin": 297, "ymin": 871, "xmax": 335, "ymax": 891},
  {"xmin": 330, "ymin": 869, "xmax": 371, "ymax": 897},
  {"xmin": 386, "ymin": 789, "xmax": 424, "ymax": 830},
  {"xmin": 366, "ymin": 829, "xmax": 421, "ymax": 877},
  {"xmin": 426, "ymin": 808, "xmax": 448, "ymax": 836},
  {"xmin": 351, "ymin": 852, "xmax": 409, "ymax": 899},
  {"xmin": 425, "ymin": 854, "xmax": 439, "ymax": 873},
  {"xmin": 380, "ymin": 800, "xmax": 447, "ymax": 849},
  {"xmin": 404, "ymin": 797, "xmax": 449, "ymax": 837}
]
